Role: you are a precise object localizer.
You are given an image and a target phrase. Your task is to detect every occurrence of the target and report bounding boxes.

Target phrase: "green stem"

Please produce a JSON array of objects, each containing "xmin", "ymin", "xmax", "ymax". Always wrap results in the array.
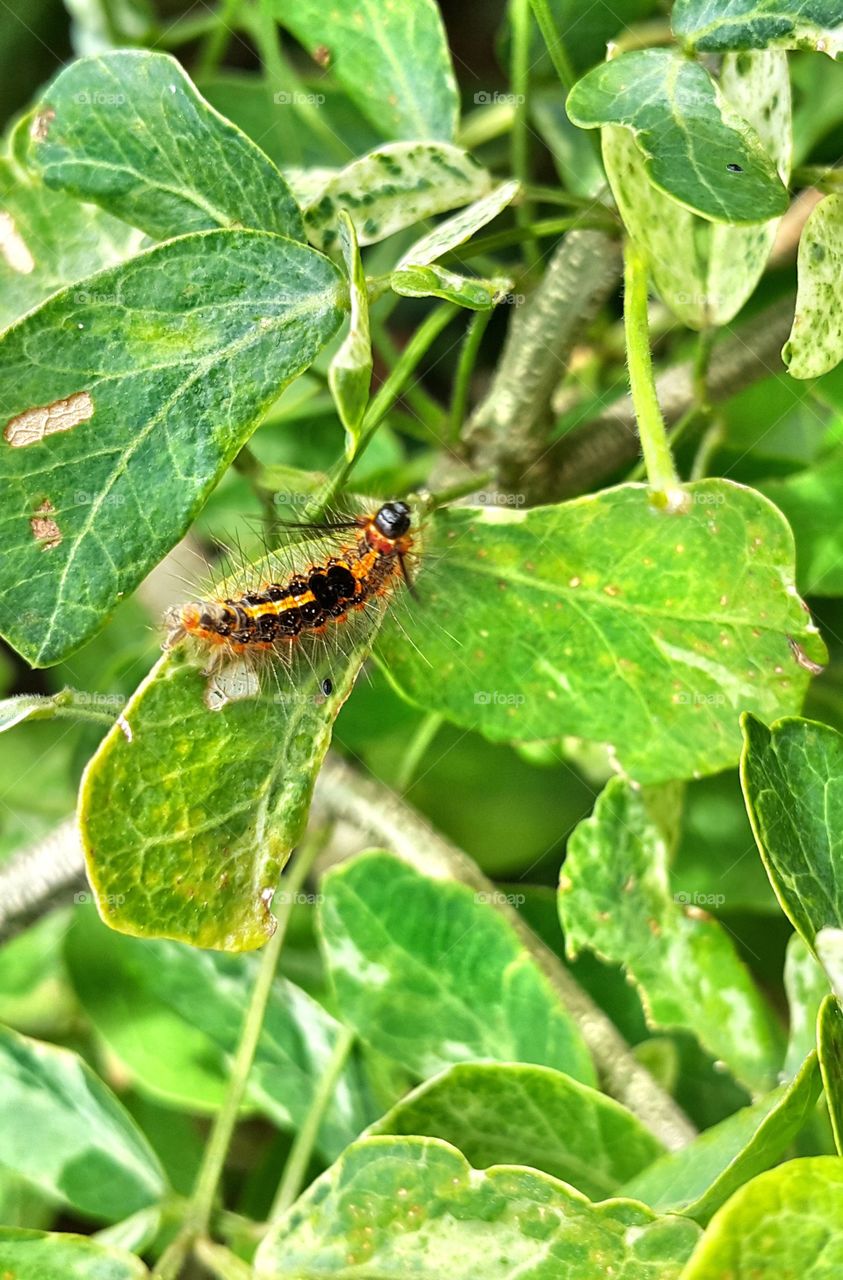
[
  {"xmin": 394, "ymin": 713, "xmax": 444, "ymax": 793},
  {"xmin": 510, "ymin": 0, "xmax": 537, "ymax": 268},
  {"xmin": 194, "ymin": 1239, "xmax": 253, "ymax": 1280},
  {"xmin": 690, "ymin": 415, "xmax": 725, "ymax": 481},
  {"xmin": 527, "ymin": 0, "xmax": 577, "ymax": 93},
  {"xmin": 232, "ymin": 444, "xmax": 277, "ymax": 532},
  {"xmin": 269, "ymin": 1025, "xmax": 356, "ymax": 1220},
  {"xmin": 623, "ymin": 239, "xmax": 680, "ymax": 504},
  {"xmin": 306, "ymin": 303, "xmax": 459, "ymax": 517},
  {"xmin": 248, "ymin": 0, "xmax": 303, "ymax": 166},
  {"xmin": 369, "ymin": 313, "xmax": 447, "ymax": 429},
  {"xmin": 445, "ymin": 214, "xmax": 618, "ymax": 263},
  {"xmin": 449, "ymin": 310, "xmax": 492, "ymax": 441},
  {"xmin": 151, "ymin": 836, "xmax": 324, "ymax": 1279},
  {"xmin": 194, "ymin": 0, "xmax": 244, "ymax": 74}
]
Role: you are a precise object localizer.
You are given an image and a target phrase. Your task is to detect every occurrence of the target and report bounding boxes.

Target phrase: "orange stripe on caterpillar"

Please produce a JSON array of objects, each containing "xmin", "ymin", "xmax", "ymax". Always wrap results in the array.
[{"xmin": 164, "ymin": 501, "xmax": 414, "ymax": 654}]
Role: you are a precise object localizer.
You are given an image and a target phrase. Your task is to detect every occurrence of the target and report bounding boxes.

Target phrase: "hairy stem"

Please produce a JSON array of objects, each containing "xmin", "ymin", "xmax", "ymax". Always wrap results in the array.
[
  {"xmin": 314, "ymin": 756, "xmax": 697, "ymax": 1151},
  {"xmin": 623, "ymin": 239, "xmax": 680, "ymax": 503},
  {"xmin": 0, "ymin": 819, "xmax": 86, "ymax": 946}
]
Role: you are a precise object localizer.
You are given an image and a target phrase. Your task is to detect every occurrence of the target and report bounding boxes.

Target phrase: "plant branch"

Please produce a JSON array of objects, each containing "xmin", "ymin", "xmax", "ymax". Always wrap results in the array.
[
  {"xmin": 314, "ymin": 755, "xmax": 697, "ymax": 1151},
  {"xmin": 0, "ymin": 819, "xmax": 86, "ymax": 945},
  {"xmin": 461, "ymin": 230, "xmax": 623, "ymax": 491},
  {"xmin": 543, "ymin": 293, "xmax": 796, "ymax": 500}
]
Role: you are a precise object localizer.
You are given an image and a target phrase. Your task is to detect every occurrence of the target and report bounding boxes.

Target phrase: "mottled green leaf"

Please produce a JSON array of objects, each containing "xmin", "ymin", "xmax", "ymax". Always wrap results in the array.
[
  {"xmin": 79, "ymin": 565, "xmax": 381, "ymax": 949},
  {"xmin": 304, "ymin": 142, "xmax": 492, "ymax": 252},
  {"xmin": 567, "ymin": 49, "xmax": 788, "ymax": 223},
  {"xmin": 0, "ymin": 1228, "xmax": 147, "ymax": 1279},
  {"xmin": 271, "ymin": 0, "xmax": 458, "ymax": 142},
  {"xmin": 66, "ymin": 908, "xmax": 368, "ymax": 1157},
  {"xmin": 784, "ymin": 194, "xmax": 843, "ymax": 379},
  {"xmin": 622, "ymin": 1051, "xmax": 822, "ymax": 1222},
  {"xmin": 0, "ymin": 1023, "xmax": 166, "ymax": 1222},
  {"xmin": 391, "ymin": 263, "xmax": 506, "ymax": 309},
  {"xmin": 255, "ymin": 1137, "xmax": 701, "ymax": 1280},
  {"xmin": 678, "ymin": 1157, "xmax": 843, "ymax": 1279},
  {"xmin": 759, "ymin": 450, "xmax": 843, "ymax": 594},
  {"xmin": 602, "ymin": 50, "xmax": 791, "ymax": 328},
  {"xmin": 0, "ymin": 230, "xmax": 343, "ymax": 666},
  {"xmin": 370, "ymin": 1062, "xmax": 665, "ymax": 1198},
  {"xmin": 818, "ymin": 995, "xmax": 843, "ymax": 1154},
  {"xmin": 329, "ymin": 212, "xmax": 371, "ymax": 454},
  {"xmin": 784, "ymin": 933, "xmax": 830, "ymax": 1074},
  {"xmin": 559, "ymin": 778, "xmax": 783, "ymax": 1090},
  {"xmin": 28, "ymin": 51, "xmax": 303, "ymax": 240},
  {"xmin": 673, "ymin": 0, "xmax": 843, "ymax": 57},
  {"xmin": 379, "ymin": 482, "xmax": 824, "ymax": 784},
  {"xmin": 318, "ymin": 850, "xmax": 596, "ymax": 1084},
  {"xmin": 396, "ymin": 180, "xmax": 521, "ymax": 266},
  {"xmin": 741, "ymin": 715, "xmax": 843, "ymax": 949},
  {"xmin": 0, "ymin": 156, "xmax": 141, "ymax": 330}
]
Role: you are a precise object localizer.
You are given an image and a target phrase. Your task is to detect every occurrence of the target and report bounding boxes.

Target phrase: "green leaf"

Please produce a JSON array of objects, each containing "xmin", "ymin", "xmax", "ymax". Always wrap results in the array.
[
  {"xmin": 672, "ymin": 0, "xmax": 843, "ymax": 57},
  {"xmin": 391, "ymin": 263, "xmax": 507, "ymax": 310},
  {"xmin": 0, "ymin": 229, "xmax": 343, "ymax": 666},
  {"xmin": 759, "ymin": 450, "xmax": 843, "ymax": 594},
  {"xmin": 379, "ymin": 482, "xmax": 825, "ymax": 784},
  {"xmin": 65, "ymin": 908, "xmax": 368, "ymax": 1158},
  {"xmin": 304, "ymin": 142, "xmax": 492, "ymax": 252},
  {"xmin": 255, "ymin": 1136, "xmax": 702, "ymax": 1279},
  {"xmin": 741, "ymin": 714, "xmax": 843, "ymax": 949},
  {"xmin": 318, "ymin": 850, "xmax": 596, "ymax": 1085},
  {"xmin": 784, "ymin": 194, "xmax": 843, "ymax": 379},
  {"xmin": 65, "ymin": 907, "xmax": 228, "ymax": 1112},
  {"xmin": 329, "ymin": 212, "xmax": 371, "ymax": 454},
  {"xmin": 370, "ymin": 1061, "xmax": 666, "ymax": 1198},
  {"xmin": 567, "ymin": 49, "xmax": 788, "ymax": 224},
  {"xmin": 818, "ymin": 995, "xmax": 843, "ymax": 1154},
  {"xmin": 0, "ymin": 155, "xmax": 141, "ymax": 330},
  {"xmin": 0, "ymin": 1023, "xmax": 167, "ymax": 1222},
  {"xmin": 602, "ymin": 50, "xmax": 791, "ymax": 328},
  {"xmin": 559, "ymin": 778, "xmax": 783, "ymax": 1090},
  {"xmin": 396, "ymin": 180, "xmax": 521, "ymax": 266},
  {"xmin": 677, "ymin": 1157, "xmax": 843, "ymax": 1278},
  {"xmin": 0, "ymin": 1228, "xmax": 147, "ymax": 1279},
  {"xmin": 622, "ymin": 1051, "xmax": 822, "ymax": 1222},
  {"xmin": 270, "ymin": 0, "xmax": 458, "ymax": 143},
  {"xmin": 79, "ymin": 570, "xmax": 380, "ymax": 949},
  {"xmin": 784, "ymin": 933, "xmax": 830, "ymax": 1074},
  {"xmin": 28, "ymin": 50, "xmax": 303, "ymax": 241}
]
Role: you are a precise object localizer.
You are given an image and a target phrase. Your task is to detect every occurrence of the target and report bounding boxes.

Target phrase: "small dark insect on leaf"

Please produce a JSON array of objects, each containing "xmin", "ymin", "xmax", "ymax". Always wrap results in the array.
[
  {"xmin": 321, "ymin": 678, "xmax": 334, "ymax": 696},
  {"xmin": 726, "ymin": 163, "xmax": 744, "ymax": 173}
]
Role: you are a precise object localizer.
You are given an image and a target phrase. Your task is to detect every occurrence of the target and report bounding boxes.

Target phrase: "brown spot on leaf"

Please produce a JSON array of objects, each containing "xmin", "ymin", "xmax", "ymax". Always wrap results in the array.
[
  {"xmin": 787, "ymin": 635, "xmax": 825, "ymax": 676},
  {"xmin": 5, "ymin": 390, "xmax": 94, "ymax": 447},
  {"xmin": 313, "ymin": 43, "xmax": 331, "ymax": 66},
  {"xmin": 0, "ymin": 212, "xmax": 35, "ymax": 274},
  {"xmin": 31, "ymin": 499, "xmax": 61, "ymax": 549},
  {"xmin": 30, "ymin": 108, "xmax": 55, "ymax": 142}
]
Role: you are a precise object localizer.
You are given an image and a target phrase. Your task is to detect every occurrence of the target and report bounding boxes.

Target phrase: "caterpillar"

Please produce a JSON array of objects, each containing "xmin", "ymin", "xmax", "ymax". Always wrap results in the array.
[{"xmin": 164, "ymin": 500, "xmax": 416, "ymax": 705}]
